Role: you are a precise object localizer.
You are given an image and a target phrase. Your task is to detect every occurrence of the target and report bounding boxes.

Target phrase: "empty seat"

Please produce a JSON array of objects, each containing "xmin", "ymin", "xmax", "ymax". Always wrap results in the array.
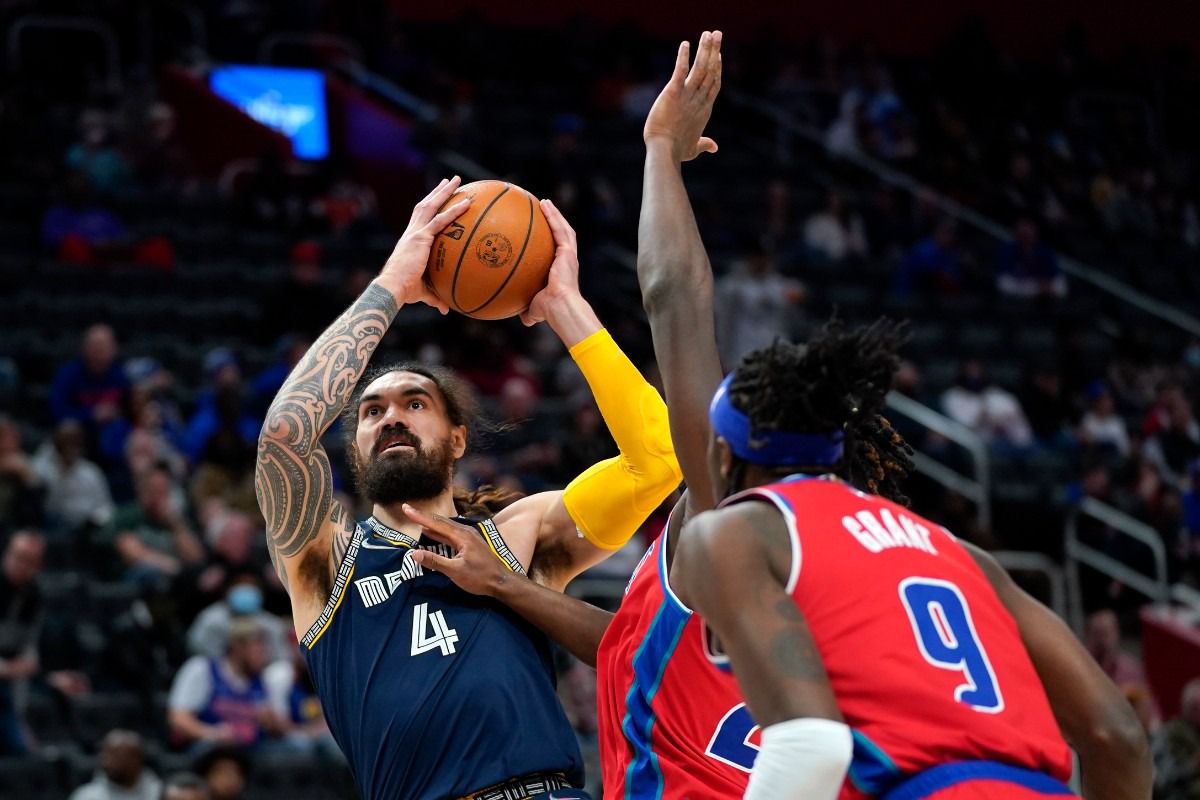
[{"xmin": 0, "ymin": 756, "xmax": 67, "ymax": 800}]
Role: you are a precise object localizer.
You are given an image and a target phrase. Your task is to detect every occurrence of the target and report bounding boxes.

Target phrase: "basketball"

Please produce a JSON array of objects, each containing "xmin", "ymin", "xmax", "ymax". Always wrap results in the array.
[{"xmin": 425, "ymin": 180, "xmax": 555, "ymax": 320}]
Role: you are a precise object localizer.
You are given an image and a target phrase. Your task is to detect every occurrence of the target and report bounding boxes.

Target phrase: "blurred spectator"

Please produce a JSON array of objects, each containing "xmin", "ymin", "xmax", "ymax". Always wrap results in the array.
[
  {"xmin": 102, "ymin": 588, "xmax": 187, "ymax": 703},
  {"xmin": 68, "ymin": 729, "xmax": 161, "ymax": 800},
  {"xmin": 0, "ymin": 415, "xmax": 44, "ymax": 532},
  {"xmin": 50, "ymin": 324, "xmax": 128, "ymax": 432},
  {"xmin": 236, "ymin": 150, "xmax": 314, "ymax": 232},
  {"xmin": 31, "ymin": 419, "xmax": 113, "ymax": 535},
  {"xmin": 128, "ymin": 103, "xmax": 197, "ymax": 196},
  {"xmin": 65, "ymin": 109, "xmax": 133, "ymax": 195},
  {"xmin": 100, "ymin": 379, "xmax": 187, "ymax": 476},
  {"xmin": 941, "ymin": 360, "xmax": 1033, "ymax": 449},
  {"xmin": 1084, "ymin": 609, "xmax": 1149, "ymax": 689},
  {"xmin": 42, "ymin": 173, "xmax": 175, "ymax": 269},
  {"xmin": 826, "ymin": 97, "xmax": 868, "ymax": 157},
  {"xmin": 861, "ymin": 182, "xmax": 912, "ymax": 259},
  {"xmin": 892, "ymin": 220, "xmax": 963, "ymax": 297},
  {"xmin": 249, "ymin": 337, "xmax": 310, "ymax": 418},
  {"xmin": 1152, "ymin": 677, "xmax": 1200, "ymax": 800},
  {"xmin": 187, "ymin": 571, "xmax": 288, "ymax": 663},
  {"xmin": 1080, "ymin": 381, "xmax": 1131, "ymax": 457},
  {"xmin": 0, "ymin": 531, "xmax": 44, "ymax": 755},
  {"xmin": 181, "ymin": 511, "xmax": 273, "ymax": 620},
  {"xmin": 714, "ymin": 245, "xmax": 804, "ymax": 370},
  {"xmin": 192, "ymin": 746, "xmax": 250, "ymax": 800},
  {"xmin": 99, "ymin": 464, "xmax": 204, "ymax": 584},
  {"xmin": 161, "ymin": 772, "xmax": 211, "ymax": 800},
  {"xmin": 802, "ymin": 190, "xmax": 868, "ymax": 264},
  {"xmin": 182, "ymin": 349, "xmax": 260, "ymax": 467},
  {"xmin": 995, "ymin": 153, "xmax": 1065, "ymax": 228},
  {"xmin": 168, "ymin": 619, "xmax": 284, "ymax": 752},
  {"xmin": 1143, "ymin": 391, "xmax": 1200, "ymax": 487},
  {"xmin": 995, "ymin": 219, "xmax": 1067, "ymax": 299},
  {"xmin": 557, "ymin": 399, "xmax": 617, "ymax": 482},
  {"xmin": 259, "ymin": 242, "xmax": 339, "ymax": 342},
  {"xmin": 1019, "ymin": 363, "xmax": 1077, "ymax": 447},
  {"xmin": 312, "ymin": 162, "xmax": 380, "ymax": 235},
  {"xmin": 264, "ymin": 635, "xmax": 340, "ymax": 760}
]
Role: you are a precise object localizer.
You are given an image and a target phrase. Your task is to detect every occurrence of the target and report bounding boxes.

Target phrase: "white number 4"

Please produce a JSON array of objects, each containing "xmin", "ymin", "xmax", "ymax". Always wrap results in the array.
[{"xmin": 410, "ymin": 603, "xmax": 459, "ymax": 657}]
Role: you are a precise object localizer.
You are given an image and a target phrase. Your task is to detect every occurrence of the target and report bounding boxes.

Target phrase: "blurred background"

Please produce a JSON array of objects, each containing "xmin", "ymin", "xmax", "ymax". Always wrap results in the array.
[{"xmin": 0, "ymin": 0, "xmax": 1199, "ymax": 798}]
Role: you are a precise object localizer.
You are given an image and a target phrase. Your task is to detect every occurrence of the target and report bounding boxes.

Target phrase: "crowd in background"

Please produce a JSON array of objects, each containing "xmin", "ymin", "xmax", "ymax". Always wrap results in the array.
[{"xmin": 0, "ymin": 3, "xmax": 1199, "ymax": 799}]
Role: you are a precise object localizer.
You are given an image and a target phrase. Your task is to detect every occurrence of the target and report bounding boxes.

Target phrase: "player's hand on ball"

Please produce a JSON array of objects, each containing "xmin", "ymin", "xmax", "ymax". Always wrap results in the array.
[
  {"xmin": 404, "ymin": 504, "xmax": 516, "ymax": 597},
  {"xmin": 519, "ymin": 199, "xmax": 580, "ymax": 328},
  {"xmin": 379, "ymin": 176, "xmax": 472, "ymax": 312},
  {"xmin": 643, "ymin": 30, "xmax": 722, "ymax": 162}
]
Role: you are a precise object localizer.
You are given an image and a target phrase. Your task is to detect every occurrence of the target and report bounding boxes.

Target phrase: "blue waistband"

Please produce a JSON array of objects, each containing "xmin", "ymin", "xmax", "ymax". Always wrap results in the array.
[{"xmin": 881, "ymin": 761, "xmax": 1074, "ymax": 800}]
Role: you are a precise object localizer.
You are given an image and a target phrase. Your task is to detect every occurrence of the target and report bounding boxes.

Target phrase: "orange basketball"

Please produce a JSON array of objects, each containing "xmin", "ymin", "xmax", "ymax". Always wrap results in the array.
[{"xmin": 425, "ymin": 180, "xmax": 554, "ymax": 320}]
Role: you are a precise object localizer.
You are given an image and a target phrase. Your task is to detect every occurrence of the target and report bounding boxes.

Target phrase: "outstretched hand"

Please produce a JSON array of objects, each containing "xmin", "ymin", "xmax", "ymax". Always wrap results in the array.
[
  {"xmin": 378, "ymin": 176, "xmax": 472, "ymax": 313},
  {"xmin": 519, "ymin": 199, "xmax": 581, "ymax": 327},
  {"xmin": 404, "ymin": 504, "xmax": 517, "ymax": 597},
  {"xmin": 643, "ymin": 30, "xmax": 723, "ymax": 162}
]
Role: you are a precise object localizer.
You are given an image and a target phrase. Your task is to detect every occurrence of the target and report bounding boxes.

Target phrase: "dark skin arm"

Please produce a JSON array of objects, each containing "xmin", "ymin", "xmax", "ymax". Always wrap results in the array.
[
  {"xmin": 964, "ymin": 543, "xmax": 1152, "ymax": 800},
  {"xmin": 639, "ymin": 31, "xmax": 725, "ymax": 532},
  {"xmin": 405, "ymin": 505, "xmax": 613, "ymax": 668},
  {"xmin": 672, "ymin": 502, "xmax": 843, "ymax": 727}
]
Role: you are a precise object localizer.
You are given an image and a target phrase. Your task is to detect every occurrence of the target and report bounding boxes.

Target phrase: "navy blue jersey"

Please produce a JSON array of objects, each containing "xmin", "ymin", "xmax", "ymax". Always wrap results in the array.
[{"xmin": 301, "ymin": 515, "xmax": 585, "ymax": 800}]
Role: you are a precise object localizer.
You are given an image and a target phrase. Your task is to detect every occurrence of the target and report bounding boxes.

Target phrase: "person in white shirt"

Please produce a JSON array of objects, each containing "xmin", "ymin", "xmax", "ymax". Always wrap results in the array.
[
  {"xmin": 714, "ymin": 246, "xmax": 804, "ymax": 371},
  {"xmin": 68, "ymin": 729, "xmax": 161, "ymax": 800},
  {"xmin": 941, "ymin": 360, "xmax": 1034, "ymax": 448},
  {"xmin": 1079, "ymin": 380, "xmax": 1131, "ymax": 457},
  {"xmin": 803, "ymin": 190, "xmax": 868, "ymax": 264},
  {"xmin": 186, "ymin": 572, "xmax": 288, "ymax": 663},
  {"xmin": 31, "ymin": 420, "xmax": 114, "ymax": 533}
]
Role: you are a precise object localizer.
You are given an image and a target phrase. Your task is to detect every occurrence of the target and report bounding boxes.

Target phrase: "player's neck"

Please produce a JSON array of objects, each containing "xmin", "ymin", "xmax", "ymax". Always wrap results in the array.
[{"xmin": 372, "ymin": 490, "xmax": 458, "ymax": 534}]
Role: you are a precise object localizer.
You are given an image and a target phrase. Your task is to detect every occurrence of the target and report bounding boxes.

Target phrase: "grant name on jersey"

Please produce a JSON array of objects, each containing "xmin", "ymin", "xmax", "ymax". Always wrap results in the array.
[{"xmin": 841, "ymin": 508, "xmax": 938, "ymax": 555}]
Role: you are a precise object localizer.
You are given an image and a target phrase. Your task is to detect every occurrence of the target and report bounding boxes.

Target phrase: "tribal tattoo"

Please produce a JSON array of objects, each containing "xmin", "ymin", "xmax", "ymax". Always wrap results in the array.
[{"xmin": 255, "ymin": 282, "xmax": 399, "ymax": 594}]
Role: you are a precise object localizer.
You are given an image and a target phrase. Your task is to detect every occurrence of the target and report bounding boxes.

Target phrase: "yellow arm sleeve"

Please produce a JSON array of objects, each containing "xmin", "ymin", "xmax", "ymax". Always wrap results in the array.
[{"xmin": 562, "ymin": 329, "xmax": 682, "ymax": 550}]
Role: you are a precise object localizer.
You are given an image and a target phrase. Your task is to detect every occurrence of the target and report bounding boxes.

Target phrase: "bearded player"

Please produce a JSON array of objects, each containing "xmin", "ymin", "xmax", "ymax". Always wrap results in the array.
[{"xmin": 255, "ymin": 178, "xmax": 681, "ymax": 800}]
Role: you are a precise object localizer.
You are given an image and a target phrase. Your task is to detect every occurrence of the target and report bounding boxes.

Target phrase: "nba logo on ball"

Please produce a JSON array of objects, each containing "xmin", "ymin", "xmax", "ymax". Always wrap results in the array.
[{"xmin": 476, "ymin": 233, "xmax": 514, "ymax": 269}]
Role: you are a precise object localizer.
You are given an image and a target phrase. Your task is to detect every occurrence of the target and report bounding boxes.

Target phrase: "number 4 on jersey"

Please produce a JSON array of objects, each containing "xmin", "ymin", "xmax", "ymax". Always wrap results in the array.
[
  {"xmin": 410, "ymin": 603, "xmax": 459, "ymax": 657},
  {"xmin": 900, "ymin": 577, "xmax": 1004, "ymax": 713}
]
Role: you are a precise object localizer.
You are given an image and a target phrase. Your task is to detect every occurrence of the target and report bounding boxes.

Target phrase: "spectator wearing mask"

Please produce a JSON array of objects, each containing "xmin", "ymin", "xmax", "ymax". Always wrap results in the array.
[
  {"xmin": 995, "ymin": 218, "xmax": 1067, "ymax": 299},
  {"xmin": 191, "ymin": 746, "xmax": 250, "ymax": 800},
  {"xmin": 892, "ymin": 219, "xmax": 964, "ymax": 297},
  {"xmin": 0, "ymin": 415, "xmax": 43, "ymax": 533},
  {"xmin": 941, "ymin": 359, "xmax": 1034, "ymax": 449},
  {"xmin": 32, "ymin": 419, "xmax": 114, "ymax": 536},
  {"xmin": 1153, "ymin": 678, "xmax": 1200, "ymax": 800},
  {"xmin": 99, "ymin": 464, "xmax": 204, "ymax": 584},
  {"xmin": 69, "ymin": 729, "xmax": 162, "ymax": 800},
  {"xmin": 160, "ymin": 773, "xmax": 211, "ymax": 800},
  {"xmin": 50, "ymin": 324, "xmax": 128, "ymax": 434},
  {"xmin": 802, "ymin": 190, "xmax": 868, "ymax": 265},
  {"xmin": 1080, "ymin": 380, "xmax": 1131, "ymax": 457},
  {"xmin": 168, "ymin": 619, "xmax": 284, "ymax": 752},
  {"xmin": 187, "ymin": 571, "xmax": 288, "ymax": 663},
  {"xmin": 0, "ymin": 531, "xmax": 45, "ymax": 755}
]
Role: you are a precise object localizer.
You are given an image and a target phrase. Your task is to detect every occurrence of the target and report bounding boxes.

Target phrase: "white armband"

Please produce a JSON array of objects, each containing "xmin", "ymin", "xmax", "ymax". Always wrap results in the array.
[{"xmin": 744, "ymin": 717, "xmax": 853, "ymax": 800}]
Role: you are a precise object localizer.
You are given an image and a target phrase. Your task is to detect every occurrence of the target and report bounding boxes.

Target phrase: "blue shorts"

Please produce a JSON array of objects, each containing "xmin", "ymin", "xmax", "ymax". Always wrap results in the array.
[{"xmin": 882, "ymin": 762, "xmax": 1074, "ymax": 800}]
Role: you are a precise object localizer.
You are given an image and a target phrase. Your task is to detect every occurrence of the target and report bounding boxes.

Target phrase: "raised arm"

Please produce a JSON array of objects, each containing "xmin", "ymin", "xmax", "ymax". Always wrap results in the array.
[
  {"xmin": 638, "ymin": 30, "xmax": 726, "ymax": 519},
  {"xmin": 672, "ymin": 502, "xmax": 852, "ymax": 800},
  {"xmin": 255, "ymin": 177, "xmax": 469, "ymax": 629},
  {"xmin": 965, "ymin": 543, "xmax": 1152, "ymax": 800}
]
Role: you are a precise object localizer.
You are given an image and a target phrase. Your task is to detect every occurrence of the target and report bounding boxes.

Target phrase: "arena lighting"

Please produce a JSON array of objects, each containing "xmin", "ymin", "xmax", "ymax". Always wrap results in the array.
[{"xmin": 210, "ymin": 64, "xmax": 330, "ymax": 159}]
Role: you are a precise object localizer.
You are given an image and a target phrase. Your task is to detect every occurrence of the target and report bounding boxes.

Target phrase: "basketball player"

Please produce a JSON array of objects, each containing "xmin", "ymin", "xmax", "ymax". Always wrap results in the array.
[
  {"xmin": 254, "ymin": 177, "xmax": 682, "ymax": 800},
  {"xmin": 669, "ymin": 320, "xmax": 1153, "ymax": 799}
]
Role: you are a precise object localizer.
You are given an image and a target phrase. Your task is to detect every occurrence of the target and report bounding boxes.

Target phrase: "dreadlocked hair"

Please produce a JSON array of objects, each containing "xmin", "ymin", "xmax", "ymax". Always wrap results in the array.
[
  {"xmin": 340, "ymin": 361, "xmax": 519, "ymax": 516},
  {"xmin": 726, "ymin": 317, "xmax": 916, "ymax": 505}
]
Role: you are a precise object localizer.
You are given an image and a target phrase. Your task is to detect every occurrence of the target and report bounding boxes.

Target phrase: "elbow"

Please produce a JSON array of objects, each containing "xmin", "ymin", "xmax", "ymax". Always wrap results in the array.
[
  {"xmin": 1078, "ymin": 708, "xmax": 1151, "ymax": 768},
  {"xmin": 639, "ymin": 268, "xmax": 713, "ymax": 316}
]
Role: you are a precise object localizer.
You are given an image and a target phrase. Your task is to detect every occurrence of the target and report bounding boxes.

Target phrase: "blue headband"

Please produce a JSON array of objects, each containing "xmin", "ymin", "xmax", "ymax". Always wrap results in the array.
[{"xmin": 709, "ymin": 373, "xmax": 845, "ymax": 466}]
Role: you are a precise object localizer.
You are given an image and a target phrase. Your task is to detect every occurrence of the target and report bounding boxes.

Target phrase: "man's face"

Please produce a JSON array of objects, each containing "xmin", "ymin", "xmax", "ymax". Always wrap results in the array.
[
  {"xmin": 3, "ymin": 535, "xmax": 44, "ymax": 586},
  {"xmin": 353, "ymin": 372, "xmax": 466, "ymax": 506},
  {"xmin": 83, "ymin": 326, "xmax": 117, "ymax": 374},
  {"xmin": 136, "ymin": 471, "xmax": 173, "ymax": 518},
  {"xmin": 231, "ymin": 633, "xmax": 270, "ymax": 676},
  {"xmin": 99, "ymin": 735, "xmax": 141, "ymax": 785}
]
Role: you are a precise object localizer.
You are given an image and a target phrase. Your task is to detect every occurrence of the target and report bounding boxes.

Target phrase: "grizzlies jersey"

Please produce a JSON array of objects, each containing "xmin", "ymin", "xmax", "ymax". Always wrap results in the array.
[
  {"xmin": 302, "ymin": 516, "xmax": 585, "ymax": 800},
  {"xmin": 724, "ymin": 476, "xmax": 1072, "ymax": 799},
  {"xmin": 596, "ymin": 512, "xmax": 751, "ymax": 800}
]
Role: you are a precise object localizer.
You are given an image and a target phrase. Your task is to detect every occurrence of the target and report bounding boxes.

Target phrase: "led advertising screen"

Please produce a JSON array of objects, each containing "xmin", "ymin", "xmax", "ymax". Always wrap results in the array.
[{"xmin": 210, "ymin": 65, "xmax": 329, "ymax": 160}]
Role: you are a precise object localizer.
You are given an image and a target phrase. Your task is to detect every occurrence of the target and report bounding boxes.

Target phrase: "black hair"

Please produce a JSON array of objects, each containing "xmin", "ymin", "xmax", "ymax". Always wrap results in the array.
[
  {"xmin": 339, "ymin": 361, "xmax": 516, "ymax": 516},
  {"xmin": 726, "ymin": 317, "xmax": 915, "ymax": 504},
  {"xmin": 190, "ymin": 745, "xmax": 251, "ymax": 780}
]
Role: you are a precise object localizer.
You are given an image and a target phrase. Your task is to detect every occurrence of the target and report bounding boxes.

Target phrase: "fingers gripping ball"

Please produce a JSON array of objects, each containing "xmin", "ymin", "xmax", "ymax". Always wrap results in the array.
[{"xmin": 425, "ymin": 180, "xmax": 554, "ymax": 320}]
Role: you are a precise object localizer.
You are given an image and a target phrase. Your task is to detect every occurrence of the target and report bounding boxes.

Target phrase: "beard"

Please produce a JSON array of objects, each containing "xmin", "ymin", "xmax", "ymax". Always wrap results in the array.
[{"xmin": 357, "ymin": 430, "xmax": 456, "ymax": 506}]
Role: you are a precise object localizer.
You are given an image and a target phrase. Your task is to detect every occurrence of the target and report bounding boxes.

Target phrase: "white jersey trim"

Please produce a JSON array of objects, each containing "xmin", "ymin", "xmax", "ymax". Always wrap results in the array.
[
  {"xmin": 300, "ymin": 523, "xmax": 364, "ymax": 648},
  {"xmin": 656, "ymin": 506, "xmax": 693, "ymax": 615}
]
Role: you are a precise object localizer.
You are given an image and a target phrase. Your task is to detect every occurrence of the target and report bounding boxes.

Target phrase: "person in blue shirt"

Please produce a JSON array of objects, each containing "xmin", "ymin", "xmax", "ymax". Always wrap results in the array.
[{"xmin": 49, "ymin": 324, "xmax": 129, "ymax": 437}]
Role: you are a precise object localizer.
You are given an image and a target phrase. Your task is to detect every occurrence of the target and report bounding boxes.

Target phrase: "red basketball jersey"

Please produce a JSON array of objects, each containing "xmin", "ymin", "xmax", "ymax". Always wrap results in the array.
[
  {"xmin": 723, "ymin": 475, "xmax": 1073, "ymax": 798},
  {"xmin": 596, "ymin": 513, "xmax": 756, "ymax": 800}
]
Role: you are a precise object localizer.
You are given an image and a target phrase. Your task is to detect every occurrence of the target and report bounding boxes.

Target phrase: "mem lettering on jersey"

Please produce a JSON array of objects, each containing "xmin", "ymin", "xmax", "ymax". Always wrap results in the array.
[{"xmin": 353, "ymin": 544, "xmax": 456, "ymax": 608}]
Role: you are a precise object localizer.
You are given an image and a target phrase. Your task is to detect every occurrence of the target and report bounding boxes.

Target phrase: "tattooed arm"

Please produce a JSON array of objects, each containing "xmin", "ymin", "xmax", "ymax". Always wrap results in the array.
[
  {"xmin": 672, "ymin": 501, "xmax": 842, "ymax": 728},
  {"xmin": 255, "ymin": 177, "xmax": 469, "ymax": 631}
]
